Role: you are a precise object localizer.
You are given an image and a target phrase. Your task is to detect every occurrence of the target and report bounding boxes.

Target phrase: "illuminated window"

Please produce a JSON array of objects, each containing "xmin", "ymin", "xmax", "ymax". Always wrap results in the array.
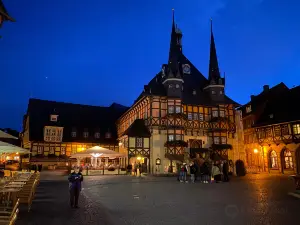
[
  {"xmin": 37, "ymin": 146, "xmax": 43, "ymax": 154},
  {"xmin": 94, "ymin": 132, "xmax": 100, "ymax": 138},
  {"xmin": 175, "ymin": 134, "xmax": 182, "ymax": 140},
  {"xmin": 221, "ymin": 137, "xmax": 226, "ymax": 144},
  {"xmin": 50, "ymin": 115, "xmax": 58, "ymax": 122},
  {"xmin": 199, "ymin": 113, "xmax": 204, "ymax": 121},
  {"xmin": 246, "ymin": 105, "xmax": 252, "ymax": 113},
  {"xmin": 212, "ymin": 110, "xmax": 218, "ymax": 117},
  {"xmin": 136, "ymin": 138, "xmax": 143, "ymax": 147},
  {"xmin": 83, "ymin": 132, "xmax": 89, "ymax": 138},
  {"xmin": 175, "ymin": 106, "xmax": 181, "ymax": 113},
  {"xmin": 168, "ymin": 106, "xmax": 174, "ymax": 114},
  {"xmin": 293, "ymin": 124, "xmax": 300, "ymax": 134},
  {"xmin": 61, "ymin": 147, "xmax": 66, "ymax": 155},
  {"xmin": 219, "ymin": 111, "xmax": 225, "ymax": 117},
  {"xmin": 71, "ymin": 131, "xmax": 76, "ymax": 137},
  {"xmin": 49, "ymin": 147, "xmax": 55, "ymax": 154},
  {"xmin": 188, "ymin": 113, "xmax": 192, "ymax": 120},
  {"xmin": 213, "ymin": 137, "xmax": 220, "ymax": 144},
  {"xmin": 283, "ymin": 149, "xmax": 293, "ymax": 169},
  {"xmin": 270, "ymin": 150, "xmax": 278, "ymax": 169},
  {"xmin": 193, "ymin": 113, "xmax": 198, "ymax": 120},
  {"xmin": 168, "ymin": 135, "xmax": 174, "ymax": 141}
]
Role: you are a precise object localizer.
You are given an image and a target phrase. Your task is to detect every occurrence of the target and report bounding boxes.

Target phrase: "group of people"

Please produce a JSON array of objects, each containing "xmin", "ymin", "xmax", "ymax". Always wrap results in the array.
[{"xmin": 178, "ymin": 159, "xmax": 230, "ymax": 183}]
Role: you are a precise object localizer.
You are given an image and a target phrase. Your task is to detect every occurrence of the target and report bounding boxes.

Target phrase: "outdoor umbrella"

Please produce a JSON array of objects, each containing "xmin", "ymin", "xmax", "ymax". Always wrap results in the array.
[
  {"xmin": 0, "ymin": 130, "xmax": 18, "ymax": 139},
  {"xmin": 71, "ymin": 146, "xmax": 126, "ymax": 159},
  {"xmin": 0, "ymin": 141, "xmax": 30, "ymax": 154}
]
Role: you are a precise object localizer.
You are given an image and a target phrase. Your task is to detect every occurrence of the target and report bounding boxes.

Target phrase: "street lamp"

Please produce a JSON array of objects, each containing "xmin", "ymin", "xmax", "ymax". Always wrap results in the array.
[
  {"xmin": 253, "ymin": 148, "xmax": 259, "ymax": 172},
  {"xmin": 254, "ymin": 149, "xmax": 258, "ymax": 154}
]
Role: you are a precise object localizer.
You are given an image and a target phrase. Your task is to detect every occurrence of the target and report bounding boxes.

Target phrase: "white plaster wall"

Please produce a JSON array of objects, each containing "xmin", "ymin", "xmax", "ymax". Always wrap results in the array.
[{"xmin": 150, "ymin": 129, "xmax": 167, "ymax": 174}]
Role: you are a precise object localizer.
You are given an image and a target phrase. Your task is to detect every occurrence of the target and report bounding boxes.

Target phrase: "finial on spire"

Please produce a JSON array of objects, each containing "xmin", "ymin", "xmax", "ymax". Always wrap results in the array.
[{"xmin": 210, "ymin": 18, "xmax": 213, "ymax": 33}]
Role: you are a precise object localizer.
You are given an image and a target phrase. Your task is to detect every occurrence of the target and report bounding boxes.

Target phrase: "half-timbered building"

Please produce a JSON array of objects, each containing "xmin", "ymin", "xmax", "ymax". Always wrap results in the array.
[
  {"xmin": 239, "ymin": 83, "xmax": 300, "ymax": 174},
  {"xmin": 21, "ymin": 98, "xmax": 128, "ymax": 168},
  {"xmin": 117, "ymin": 11, "xmax": 243, "ymax": 174}
]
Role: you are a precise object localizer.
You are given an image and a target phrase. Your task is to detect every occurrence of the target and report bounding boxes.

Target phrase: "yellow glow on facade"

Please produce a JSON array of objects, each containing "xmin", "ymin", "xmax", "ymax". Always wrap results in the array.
[{"xmin": 254, "ymin": 149, "xmax": 258, "ymax": 154}]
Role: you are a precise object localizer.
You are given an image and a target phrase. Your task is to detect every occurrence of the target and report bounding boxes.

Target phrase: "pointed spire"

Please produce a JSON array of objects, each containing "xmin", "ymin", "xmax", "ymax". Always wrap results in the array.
[
  {"xmin": 208, "ymin": 18, "xmax": 221, "ymax": 84},
  {"xmin": 0, "ymin": 0, "xmax": 15, "ymax": 27}
]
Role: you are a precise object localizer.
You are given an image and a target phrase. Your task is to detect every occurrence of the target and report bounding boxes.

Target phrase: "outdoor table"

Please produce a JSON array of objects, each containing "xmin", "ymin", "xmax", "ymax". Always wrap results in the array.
[
  {"xmin": 14, "ymin": 178, "xmax": 29, "ymax": 182},
  {"xmin": 9, "ymin": 182, "xmax": 26, "ymax": 185},
  {"xmin": 0, "ymin": 188, "xmax": 21, "ymax": 207},
  {"xmin": 4, "ymin": 184, "xmax": 24, "ymax": 189}
]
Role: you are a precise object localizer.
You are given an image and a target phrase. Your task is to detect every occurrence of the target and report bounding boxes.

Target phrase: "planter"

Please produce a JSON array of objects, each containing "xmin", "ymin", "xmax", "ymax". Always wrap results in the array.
[{"xmin": 211, "ymin": 144, "xmax": 233, "ymax": 150}]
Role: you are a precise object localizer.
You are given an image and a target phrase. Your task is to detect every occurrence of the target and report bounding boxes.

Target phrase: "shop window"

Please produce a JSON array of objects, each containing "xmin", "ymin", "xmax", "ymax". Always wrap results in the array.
[
  {"xmin": 283, "ymin": 149, "xmax": 293, "ymax": 169},
  {"xmin": 270, "ymin": 150, "xmax": 278, "ymax": 169}
]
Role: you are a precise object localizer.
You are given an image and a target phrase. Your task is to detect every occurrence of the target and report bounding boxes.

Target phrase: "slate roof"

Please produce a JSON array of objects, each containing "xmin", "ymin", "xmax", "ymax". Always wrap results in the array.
[
  {"xmin": 123, "ymin": 119, "xmax": 151, "ymax": 137},
  {"xmin": 25, "ymin": 98, "xmax": 129, "ymax": 144},
  {"xmin": 254, "ymin": 85, "xmax": 300, "ymax": 127},
  {"xmin": 135, "ymin": 53, "xmax": 238, "ymax": 106}
]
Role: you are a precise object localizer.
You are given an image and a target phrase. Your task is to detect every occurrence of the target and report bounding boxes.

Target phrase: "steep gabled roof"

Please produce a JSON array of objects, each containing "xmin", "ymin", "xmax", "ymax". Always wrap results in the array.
[
  {"xmin": 254, "ymin": 85, "xmax": 300, "ymax": 126},
  {"xmin": 123, "ymin": 119, "xmax": 151, "ymax": 137}
]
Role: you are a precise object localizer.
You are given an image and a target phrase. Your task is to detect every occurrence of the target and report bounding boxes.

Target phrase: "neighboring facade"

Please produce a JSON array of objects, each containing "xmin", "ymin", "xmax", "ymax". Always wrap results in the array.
[
  {"xmin": 21, "ymin": 98, "xmax": 128, "ymax": 167},
  {"xmin": 0, "ymin": 0, "xmax": 15, "ymax": 27},
  {"xmin": 240, "ymin": 83, "xmax": 300, "ymax": 174},
  {"xmin": 117, "ymin": 11, "xmax": 243, "ymax": 174}
]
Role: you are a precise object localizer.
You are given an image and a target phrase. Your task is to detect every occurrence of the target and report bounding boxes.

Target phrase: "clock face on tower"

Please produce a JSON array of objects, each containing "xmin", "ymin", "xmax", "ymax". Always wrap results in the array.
[{"xmin": 182, "ymin": 64, "xmax": 191, "ymax": 74}]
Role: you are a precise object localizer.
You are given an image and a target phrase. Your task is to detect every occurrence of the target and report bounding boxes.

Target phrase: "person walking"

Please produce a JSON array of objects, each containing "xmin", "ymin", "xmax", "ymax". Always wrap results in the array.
[{"xmin": 68, "ymin": 167, "xmax": 83, "ymax": 208}]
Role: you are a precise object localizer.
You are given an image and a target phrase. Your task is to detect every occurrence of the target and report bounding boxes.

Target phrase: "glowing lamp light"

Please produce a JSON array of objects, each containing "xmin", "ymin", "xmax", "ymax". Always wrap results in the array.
[
  {"xmin": 118, "ymin": 142, "xmax": 122, "ymax": 146},
  {"xmin": 137, "ymin": 156, "xmax": 142, "ymax": 160},
  {"xmin": 90, "ymin": 153, "xmax": 103, "ymax": 158},
  {"xmin": 254, "ymin": 149, "xmax": 258, "ymax": 154},
  {"xmin": 16, "ymin": 152, "xmax": 19, "ymax": 155}
]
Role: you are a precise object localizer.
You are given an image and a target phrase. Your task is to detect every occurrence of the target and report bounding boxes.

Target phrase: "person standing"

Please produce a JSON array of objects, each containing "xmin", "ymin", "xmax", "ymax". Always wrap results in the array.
[
  {"xmin": 68, "ymin": 167, "xmax": 83, "ymax": 208},
  {"xmin": 211, "ymin": 163, "xmax": 222, "ymax": 183},
  {"xmin": 189, "ymin": 162, "xmax": 196, "ymax": 183},
  {"xmin": 223, "ymin": 160, "xmax": 229, "ymax": 182},
  {"xmin": 179, "ymin": 163, "xmax": 188, "ymax": 183}
]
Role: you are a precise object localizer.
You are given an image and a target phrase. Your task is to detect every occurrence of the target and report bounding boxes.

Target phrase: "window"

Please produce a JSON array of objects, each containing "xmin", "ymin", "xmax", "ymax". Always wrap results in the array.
[
  {"xmin": 176, "ymin": 84, "xmax": 180, "ymax": 88},
  {"xmin": 50, "ymin": 115, "xmax": 58, "ymax": 122},
  {"xmin": 193, "ymin": 113, "xmax": 198, "ymax": 120},
  {"xmin": 266, "ymin": 128, "xmax": 272, "ymax": 137},
  {"xmin": 281, "ymin": 125, "xmax": 289, "ymax": 135},
  {"xmin": 188, "ymin": 113, "xmax": 193, "ymax": 120},
  {"xmin": 212, "ymin": 90, "xmax": 216, "ymax": 95},
  {"xmin": 293, "ymin": 124, "xmax": 300, "ymax": 134},
  {"xmin": 269, "ymin": 114, "xmax": 274, "ymax": 119},
  {"xmin": 37, "ymin": 146, "xmax": 43, "ymax": 154},
  {"xmin": 213, "ymin": 137, "xmax": 220, "ymax": 144},
  {"xmin": 220, "ymin": 90, "xmax": 223, "ymax": 94},
  {"xmin": 61, "ymin": 147, "xmax": 66, "ymax": 155},
  {"xmin": 212, "ymin": 110, "xmax": 218, "ymax": 118},
  {"xmin": 199, "ymin": 113, "xmax": 204, "ymax": 121},
  {"xmin": 192, "ymin": 90, "xmax": 196, "ymax": 95},
  {"xmin": 274, "ymin": 126, "xmax": 281, "ymax": 136},
  {"xmin": 175, "ymin": 106, "xmax": 181, "ymax": 113},
  {"xmin": 246, "ymin": 105, "xmax": 252, "ymax": 113},
  {"xmin": 175, "ymin": 134, "xmax": 182, "ymax": 140},
  {"xmin": 168, "ymin": 106, "xmax": 174, "ymax": 114},
  {"xmin": 94, "ymin": 132, "xmax": 100, "ymax": 138},
  {"xmin": 49, "ymin": 147, "xmax": 55, "ymax": 154},
  {"xmin": 168, "ymin": 135, "xmax": 174, "ymax": 141},
  {"xmin": 283, "ymin": 149, "xmax": 293, "ymax": 169},
  {"xmin": 71, "ymin": 131, "xmax": 76, "ymax": 137},
  {"xmin": 270, "ymin": 150, "xmax": 278, "ymax": 169},
  {"xmin": 83, "ymin": 132, "xmax": 89, "ymax": 138},
  {"xmin": 136, "ymin": 138, "xmax": 143, "ymax": 147},
  {"xmin": 105, "ymin": 132, "xmax": 111, "ymax": 138},
  {"xmin": 221, "ymin": 137, "xmax": 226, "ymax": 144},
  {"xmin": 219, "ymin": 111, "xmax": 225, "ymax": 117},
  {"xmin": 169, "ymin": 84, "xmax": 173, "ymax": 89}
]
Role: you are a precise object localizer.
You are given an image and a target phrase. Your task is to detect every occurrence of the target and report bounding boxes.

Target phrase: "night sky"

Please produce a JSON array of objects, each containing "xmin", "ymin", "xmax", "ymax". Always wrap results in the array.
[{"xmin": 1, "ymin": 0, "xmax": 300, "ymax": 131}]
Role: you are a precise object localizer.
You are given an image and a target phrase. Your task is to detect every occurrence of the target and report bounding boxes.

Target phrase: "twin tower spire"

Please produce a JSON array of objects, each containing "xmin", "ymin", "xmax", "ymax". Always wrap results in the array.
[{"xmin": 168, "ymin": 9, "xmax": 222, "ymax": 85}]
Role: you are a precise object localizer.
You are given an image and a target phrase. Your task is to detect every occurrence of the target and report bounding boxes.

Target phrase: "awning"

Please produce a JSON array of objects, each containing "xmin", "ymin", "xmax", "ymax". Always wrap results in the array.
[
  {"xmin": 210, "ymin": 152, "xmax": 226, "ymax": 161},
  {"xmin": 0, "ymin": 130, "xmax": 18, "ymax": 139},
  {"xmin": 165, "ymin": 153, "xmax": 184, "ymax": 162},
  {"xmin": 71, "ymin": 146, "xmax": 126, "ymax": 159},
  {"xmin": 0, "ymin": 141, "xmax": 30, "ymax": 154}
]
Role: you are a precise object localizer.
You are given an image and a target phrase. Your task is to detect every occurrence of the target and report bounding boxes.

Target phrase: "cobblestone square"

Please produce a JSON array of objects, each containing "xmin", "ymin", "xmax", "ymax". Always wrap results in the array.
[{"xmin": 17, "ymin": 172, "xmax": 300, "ymax": 225}]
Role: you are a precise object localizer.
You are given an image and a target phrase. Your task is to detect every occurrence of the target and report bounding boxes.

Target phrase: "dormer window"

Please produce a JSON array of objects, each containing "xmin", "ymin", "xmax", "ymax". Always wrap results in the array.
[
  {"xmin": 50, "ymin": 115, "xmax": 58, "ymax": 122},
  {"xmin": 269, "ymin": 114, "xmax": 274, "ymax": 119},
  {"xmin": 192, "ymin": 90, "xmax": 196, "ymax": 95},
  {"xmin": 83, "ymin": 131, "xmax": 89, "ymax": 138},
  {"xmin": 105, "ymin": 132, "xmax": 111, "ymax": 138},
  {"xmin": 95, "ymin": 132, "xmax": 100, "ymax": 138},
  {"xmin": 176, "ymin": 84, "xmax": 180, "ymax": 88},
  {"xmin": 169, "ymin": 84, "xmax": 173, "ymax": 89},
  {"xmin": 212, "ymin": 90, "xmax": 216, "ymax": 95},
  {"xmin": 220, "ymin": 90, "xmax": 223, "ymax": 94},
  {"xmin": 71, "ymin": 131, "xmax": 76, "ymax": 137}
]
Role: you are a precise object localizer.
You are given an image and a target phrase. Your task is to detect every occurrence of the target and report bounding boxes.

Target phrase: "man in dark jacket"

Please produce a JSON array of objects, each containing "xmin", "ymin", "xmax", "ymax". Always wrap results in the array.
[
  {"xmin": 223, "ymin": 160, "xmax": 229, "ymax": 182},
  {"xmin": 68, "ymin": 167, "xmax": 83, "ymax": 208}
]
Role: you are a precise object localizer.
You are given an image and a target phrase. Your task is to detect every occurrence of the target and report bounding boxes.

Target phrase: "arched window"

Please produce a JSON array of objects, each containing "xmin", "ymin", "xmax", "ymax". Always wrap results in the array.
[
  {"xmin": 283, "ymin": 149, "xmax": 293, "ymax": 169},
  {"xmin": 270, "ymin": 150, "xmax": 278, "ymax": 169}
]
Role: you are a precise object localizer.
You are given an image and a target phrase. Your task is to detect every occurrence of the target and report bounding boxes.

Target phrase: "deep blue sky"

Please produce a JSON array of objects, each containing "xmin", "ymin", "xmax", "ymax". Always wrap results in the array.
[{"xmin": 1, "ymin": 0, "xmax": 300, "ymax": 131}]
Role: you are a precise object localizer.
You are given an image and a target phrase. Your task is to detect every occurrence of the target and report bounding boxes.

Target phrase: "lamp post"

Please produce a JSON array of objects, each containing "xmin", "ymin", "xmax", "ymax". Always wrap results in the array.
[{"xmin": 253, "ymin": 148, "xmax": 259, "ymax": 173}]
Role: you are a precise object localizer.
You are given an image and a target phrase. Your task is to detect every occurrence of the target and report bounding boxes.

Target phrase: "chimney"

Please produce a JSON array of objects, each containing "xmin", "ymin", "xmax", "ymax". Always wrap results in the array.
[
  {"xmin": 263, "ymin": 85, "xmax": 269, "ymax": 92},
  {"xmin": 250, "ymin": 95, "xmax": 255, "ymax": 101}
]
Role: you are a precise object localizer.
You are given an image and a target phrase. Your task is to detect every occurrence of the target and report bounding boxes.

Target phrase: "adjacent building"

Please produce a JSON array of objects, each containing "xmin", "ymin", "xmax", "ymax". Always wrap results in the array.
[
  {"xmin": 21, "ymin": 98, "xmax": 128, "ymax": 167},
  {"xmin": 117, "ymin": 11, "xmax": 244, "ymax": 174},
  {"xmin": 239, "ymin": 83, "xmax": 300, "ymax": 174}
]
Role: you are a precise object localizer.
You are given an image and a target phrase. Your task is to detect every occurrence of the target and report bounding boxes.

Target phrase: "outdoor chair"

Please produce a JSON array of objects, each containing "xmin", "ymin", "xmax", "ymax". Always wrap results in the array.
[
  {"xmin": 17, "ymin": 180, "xmax": 38, "ymax": 212},
  {"xmin": 0, "ymin": 198, "xmax": 19, "ymax": 225}
]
